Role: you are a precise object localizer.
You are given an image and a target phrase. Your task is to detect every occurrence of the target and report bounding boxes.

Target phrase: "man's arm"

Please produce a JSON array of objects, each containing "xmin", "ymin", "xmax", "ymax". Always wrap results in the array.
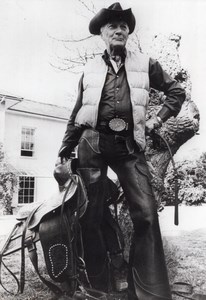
[
  {"xmin": 149, "ymin": 57, "xmax": 186, "ymax": 122},
  {"xmin": 145, "ymin": 58, "xmax": 186, "ymax": 134},
  {"xmin": 58, "ymin": 74, "xmax": 84, "ymax": 159}
]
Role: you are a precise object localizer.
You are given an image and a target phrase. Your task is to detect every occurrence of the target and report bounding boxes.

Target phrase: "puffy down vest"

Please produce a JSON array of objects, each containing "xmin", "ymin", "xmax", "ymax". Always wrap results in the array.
[{"xmin": 75, "ymin": 50, "xmax": 150, "ymax": 150}]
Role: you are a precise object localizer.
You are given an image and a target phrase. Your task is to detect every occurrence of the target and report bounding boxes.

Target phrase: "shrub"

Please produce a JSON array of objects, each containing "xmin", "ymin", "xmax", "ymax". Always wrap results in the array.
[
  {"xmin": 164, "ymin": 153, "xmax": 206, "ymax": 206},
  {"xmin": 0, "ymin": 143, "xmax": 18, "ymax": 214}
]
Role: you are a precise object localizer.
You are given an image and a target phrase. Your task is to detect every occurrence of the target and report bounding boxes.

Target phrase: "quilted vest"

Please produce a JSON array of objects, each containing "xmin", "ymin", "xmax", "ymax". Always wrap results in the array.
[{"xmin": 75, "ymin": 50, "xmax": 150, "ymax": 150}]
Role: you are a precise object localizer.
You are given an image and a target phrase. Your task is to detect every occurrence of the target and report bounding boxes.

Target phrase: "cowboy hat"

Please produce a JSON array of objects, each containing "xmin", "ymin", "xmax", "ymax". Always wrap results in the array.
[{"xmin": 89, "ymin": 2, "xmax": 136, "ymax": 35}]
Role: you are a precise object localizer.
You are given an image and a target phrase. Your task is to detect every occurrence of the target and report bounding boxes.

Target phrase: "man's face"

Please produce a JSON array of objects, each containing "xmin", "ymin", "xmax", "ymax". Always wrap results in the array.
[{"xmin": 101, "ymin": 21, "xmax": 129, "ymax": 52}]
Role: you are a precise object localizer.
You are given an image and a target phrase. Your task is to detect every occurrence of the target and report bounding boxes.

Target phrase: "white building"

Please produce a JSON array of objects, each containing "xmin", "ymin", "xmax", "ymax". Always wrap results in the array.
[{"xmin": 0, "ymin": 92, "xmax": 72, "ymax": 210}]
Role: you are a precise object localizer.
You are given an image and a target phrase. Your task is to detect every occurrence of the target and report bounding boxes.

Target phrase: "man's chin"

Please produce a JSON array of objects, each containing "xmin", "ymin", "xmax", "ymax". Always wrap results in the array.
[{"xmin": 110, "ymin": 44, "xmax": 126, "ymax": 55}]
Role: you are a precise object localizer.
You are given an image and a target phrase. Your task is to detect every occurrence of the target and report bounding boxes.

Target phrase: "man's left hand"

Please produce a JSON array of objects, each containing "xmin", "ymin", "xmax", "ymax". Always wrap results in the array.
[{"xmin": 145, "ymin": 115, "xmax": 162, "ymax": 135}]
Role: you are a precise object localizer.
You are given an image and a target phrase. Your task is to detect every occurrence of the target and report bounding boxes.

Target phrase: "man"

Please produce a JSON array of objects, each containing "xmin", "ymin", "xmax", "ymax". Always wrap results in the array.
[{"xmin": 57, "ymin": 3, "xmax": 185, "ymax": 299}]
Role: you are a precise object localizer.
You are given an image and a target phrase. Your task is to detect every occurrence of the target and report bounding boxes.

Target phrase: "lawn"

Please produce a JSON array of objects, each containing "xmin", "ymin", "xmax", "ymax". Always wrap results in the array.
[
  {"xmin": 0, "ymin": 240, "xmax": 56, "ymax": 300},
  {"xmin": 0, "ymin": 207, "xmax": 206, "ymax": 299},
  {"xmin": 164, "ymin": 228, "xmax": 206, "ymax": 299}
]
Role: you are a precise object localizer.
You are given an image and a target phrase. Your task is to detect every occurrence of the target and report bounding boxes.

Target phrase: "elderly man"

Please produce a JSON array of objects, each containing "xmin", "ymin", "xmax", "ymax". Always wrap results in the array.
[{"xmin": 58, "ymin": 2, "xmax": 185, "ymax": 299}]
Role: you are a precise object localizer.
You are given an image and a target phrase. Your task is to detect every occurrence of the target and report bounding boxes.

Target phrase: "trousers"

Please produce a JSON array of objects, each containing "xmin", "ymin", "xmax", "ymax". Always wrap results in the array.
[{"xmin": 77, "ymin": 129, "xmax": 172, "ymax": 300}]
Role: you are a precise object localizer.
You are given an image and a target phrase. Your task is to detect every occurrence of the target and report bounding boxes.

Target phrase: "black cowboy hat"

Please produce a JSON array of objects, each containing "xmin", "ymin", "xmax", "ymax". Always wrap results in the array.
[{"xmin": 89, "ymin": 2, "xmax": 136, "ymax": 35}]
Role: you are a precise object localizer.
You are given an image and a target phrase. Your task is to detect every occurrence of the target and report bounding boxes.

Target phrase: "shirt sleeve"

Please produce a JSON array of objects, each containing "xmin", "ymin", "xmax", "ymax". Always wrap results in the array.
[
  {"xmin": 149, "ymin": 57, "xmax": 186, "ymax": 122},
  {"xmin": 58, "ymin": 74, "xmax": 84, "ymax": 157}
]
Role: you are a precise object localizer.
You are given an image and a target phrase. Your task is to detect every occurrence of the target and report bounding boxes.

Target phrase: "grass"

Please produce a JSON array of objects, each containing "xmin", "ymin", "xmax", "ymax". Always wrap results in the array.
[
  {"xmin": 0, "ymin": 238, "xmax": 57, "ymax": 300},
  {"xmin": 1, "ymin": 229, "xmax": 206, "ymax": 299},
  {"xmin": 163, "ymin": 228, "xmax": 206, "ymax": 299}
]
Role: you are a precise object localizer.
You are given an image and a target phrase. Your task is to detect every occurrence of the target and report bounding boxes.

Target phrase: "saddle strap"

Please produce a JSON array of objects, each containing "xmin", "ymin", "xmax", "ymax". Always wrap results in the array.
[
  {"xmin": 0, "ymin": 223, "xmax": 21, "ymax": 294},
  {"xmin": 74, "ymin": 286, "xmax": 108, "ymax": 300},
  {"xmin": 152, "ymin": 131, "xmax": 179, "ymax": 225},
  {"xmin": 26, "ymin": 239, "xmax": 63, "ymax": 295},
  {"xmin": 70, "ymin": 175, "xmax": 85, "ymax": 259},
  {"xmin": 20, "ymin": 205, "xmax": 40, "ymax": 293},
  {"xmin": 20, "ymin": 205, "xmax": 62, "ymax": 294}
]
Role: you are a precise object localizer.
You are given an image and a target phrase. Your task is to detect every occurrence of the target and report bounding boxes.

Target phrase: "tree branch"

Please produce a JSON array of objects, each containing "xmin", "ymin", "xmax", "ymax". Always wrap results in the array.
[
  {"xmin": 77, "ymin": 0, "xmax": 97, "ymax": 14},
  {"xmin": 48, "ymin": 33, "xmax": 93, "ymax": 43}
]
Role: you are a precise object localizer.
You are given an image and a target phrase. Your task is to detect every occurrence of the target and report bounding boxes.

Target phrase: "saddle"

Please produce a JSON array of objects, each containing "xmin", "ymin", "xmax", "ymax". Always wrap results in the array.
[
  {"xmin": 0, "ymin": 173, "xmax": 88, "ymax": 296},
  {"xmin": 0, "ymin": 158, "xmax": 126, "ymax": 299}
]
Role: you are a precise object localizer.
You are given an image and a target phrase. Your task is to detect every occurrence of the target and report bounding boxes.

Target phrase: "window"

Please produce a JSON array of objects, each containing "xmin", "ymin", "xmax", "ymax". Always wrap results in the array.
[
  {"xmin": 21, "ymin": 127, "xmax": 35, "ymax": 157},
  {"xmin": 18, "ymin": 176, "xmax": 35, "ymax": 204}
]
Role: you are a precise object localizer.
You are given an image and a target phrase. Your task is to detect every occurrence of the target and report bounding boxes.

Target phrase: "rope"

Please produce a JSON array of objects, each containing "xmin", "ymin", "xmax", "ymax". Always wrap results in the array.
[{"xmin": 151, "ymin": 130, "xmax": 179, "ymax": 226}]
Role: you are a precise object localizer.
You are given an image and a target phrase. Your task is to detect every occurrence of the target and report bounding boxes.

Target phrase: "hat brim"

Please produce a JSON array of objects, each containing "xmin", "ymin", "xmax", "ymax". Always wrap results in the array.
[{"xmin": 89, "ymin": 8, "xmax": 136, "ymax": 35}]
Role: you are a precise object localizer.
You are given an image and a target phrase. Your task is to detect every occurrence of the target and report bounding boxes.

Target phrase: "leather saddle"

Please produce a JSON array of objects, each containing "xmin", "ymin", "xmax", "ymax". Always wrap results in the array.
[
  {"xmin": 18, "ymin": 175, "xmax": 87, "ymax": 228},
  {"xmin": 0, "ymin": 173, "xmax": 88, "ymax": 296},
  {"xmin": 1, "ymin": 174, "xmax": 88, "ymax": 257}
]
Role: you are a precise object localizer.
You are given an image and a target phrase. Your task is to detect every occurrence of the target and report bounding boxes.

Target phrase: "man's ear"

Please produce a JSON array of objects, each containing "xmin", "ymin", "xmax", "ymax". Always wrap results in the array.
[
  {"xmin": 100, "ymin": 27, "xmax": 104, "ymax": 40},
  {"xmin": 100, "ymin": 25, "xmax": 107, "ymax": 42}
]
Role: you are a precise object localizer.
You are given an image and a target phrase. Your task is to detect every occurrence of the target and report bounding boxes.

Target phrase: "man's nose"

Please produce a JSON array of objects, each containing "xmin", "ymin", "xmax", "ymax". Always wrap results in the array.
[{"xmin": 115, "ymin": 26, "xmax": 123, "ymax": 34}]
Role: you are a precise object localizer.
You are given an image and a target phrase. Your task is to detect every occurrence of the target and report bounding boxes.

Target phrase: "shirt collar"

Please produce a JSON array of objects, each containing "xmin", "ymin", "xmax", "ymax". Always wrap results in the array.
[{"xmin": 102, "ymin": 49, "xmax": 127, "ymax": 65}]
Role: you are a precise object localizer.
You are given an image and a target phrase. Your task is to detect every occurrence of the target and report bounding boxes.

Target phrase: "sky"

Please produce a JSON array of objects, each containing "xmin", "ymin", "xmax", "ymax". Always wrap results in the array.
[{"xmin": 0, "ymin": 0, "xmax": 206, "ymax": 159}]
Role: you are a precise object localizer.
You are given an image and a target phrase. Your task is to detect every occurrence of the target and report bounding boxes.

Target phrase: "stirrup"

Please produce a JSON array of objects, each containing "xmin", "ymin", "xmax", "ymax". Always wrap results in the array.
[{"xmin": 73, "ymin": 286, "xmax": 107, "ymax": 299}]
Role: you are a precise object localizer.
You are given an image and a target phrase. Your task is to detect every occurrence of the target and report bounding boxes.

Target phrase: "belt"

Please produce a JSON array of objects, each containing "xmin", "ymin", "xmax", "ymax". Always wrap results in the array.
[{"xmin": 97, "ymin": 118, "xmax": 132, "ymax": 135}]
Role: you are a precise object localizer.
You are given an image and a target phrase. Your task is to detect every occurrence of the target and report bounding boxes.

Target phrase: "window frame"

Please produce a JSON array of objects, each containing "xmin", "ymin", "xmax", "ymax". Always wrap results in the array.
[
  {"xmin": 20, "ymin": 126, "xmax": 36, "ymax": 157},
  {"xmin": 18, "ymin": 176, "xmax": 35, "ymax": 204}
]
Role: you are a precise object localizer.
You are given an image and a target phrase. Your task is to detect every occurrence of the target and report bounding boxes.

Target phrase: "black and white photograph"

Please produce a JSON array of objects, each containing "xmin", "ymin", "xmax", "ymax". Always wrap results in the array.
[{"xmin": 0, "ymin": 1, "xmax": 206, "ymax": 299}]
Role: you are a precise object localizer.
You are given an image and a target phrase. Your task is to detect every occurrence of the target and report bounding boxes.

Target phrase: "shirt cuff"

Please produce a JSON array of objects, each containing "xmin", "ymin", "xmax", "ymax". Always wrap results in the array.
[{"xmin": 157, "ymin": 106, "xmax": 173, "ymax": 122}]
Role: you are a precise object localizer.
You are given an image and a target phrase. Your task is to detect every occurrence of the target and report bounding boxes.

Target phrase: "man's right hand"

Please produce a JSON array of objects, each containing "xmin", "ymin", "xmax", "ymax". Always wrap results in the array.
[
  {"xmin": 56, "ymin": 145, "xmax": 71, "ymax": 166},
  {"xmin": 145, "ymin": 114, "xmax": 162, "ymax": 135},
  {"xmin": 55, "ymin": 156, "xmax": 68, "ymax": 167},
  {"xmin": 58, "ymin": 146, "xmax": 71, "ymax": 160}
]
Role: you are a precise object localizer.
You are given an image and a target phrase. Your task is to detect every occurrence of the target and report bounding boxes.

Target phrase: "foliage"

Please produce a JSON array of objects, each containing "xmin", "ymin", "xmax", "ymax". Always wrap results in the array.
[
  {"xmin": 0, "ymin": 142, "xmax": 4, "ymax": 161},
  {"xmin": 164, "ymin": 153, "xmax": 206, "ymax": 206},
  {"xmin": 0, "ymin": 143, "xmax": 18, "ymax": 215}
]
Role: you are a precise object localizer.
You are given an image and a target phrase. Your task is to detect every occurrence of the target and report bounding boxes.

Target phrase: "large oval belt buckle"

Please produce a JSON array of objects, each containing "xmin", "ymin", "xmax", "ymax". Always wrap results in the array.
[{"xmin": 109, "ymin": 118, "xmax": 126, "ymax": 132}]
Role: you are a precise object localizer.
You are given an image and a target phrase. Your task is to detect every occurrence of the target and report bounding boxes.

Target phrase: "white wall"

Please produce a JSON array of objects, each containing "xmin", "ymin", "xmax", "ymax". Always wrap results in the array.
[
  {"xmin": 4, "ymin": 110, "xmax": 67, "ymax": 207},
  {"xmin": 35, "ymin": 177, "xmax": 59, "ymax": 202},
  {"xmin": 0, "ymin": 101, "xmax": 5, "ymax": 144},
  {"xmin": 5, "ymin": 111, "xmax": 67, "ymax": 171}
]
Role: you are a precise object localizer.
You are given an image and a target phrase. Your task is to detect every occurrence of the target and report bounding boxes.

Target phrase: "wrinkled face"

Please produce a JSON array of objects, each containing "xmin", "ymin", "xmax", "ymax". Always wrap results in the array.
[{"xmin": 100, "ymin": 21, "xmax": 129, "ymax": 52}]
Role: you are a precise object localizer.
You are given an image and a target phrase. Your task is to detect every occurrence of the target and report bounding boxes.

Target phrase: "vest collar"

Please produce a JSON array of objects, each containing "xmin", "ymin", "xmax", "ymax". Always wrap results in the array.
[{"xmin": 102, "ymin": 49, "xmax": 127, "ymax": 65}]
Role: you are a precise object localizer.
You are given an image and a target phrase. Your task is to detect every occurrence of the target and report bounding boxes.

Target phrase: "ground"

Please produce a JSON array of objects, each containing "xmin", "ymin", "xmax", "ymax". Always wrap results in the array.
[
  {"xmin": 161, "ymin": 206, "xmax": 206, "ymax": 299},
  {"xmin": 0, "ymin": 206, "xmax": 206, "ymax": 299},
  {"xmin": 164, "ymin": 229, "xmax": 206, "ymax": 299}
]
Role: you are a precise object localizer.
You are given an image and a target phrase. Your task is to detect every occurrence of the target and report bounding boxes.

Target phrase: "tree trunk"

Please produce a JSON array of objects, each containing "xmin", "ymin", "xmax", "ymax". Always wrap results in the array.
[
  {"xmin": 146, "ymin": 34, "xmax": 199, "ymax": 194},
  {"xmin": 118, "ymin": 34, "xmax": 200, "ymax": 260}
]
